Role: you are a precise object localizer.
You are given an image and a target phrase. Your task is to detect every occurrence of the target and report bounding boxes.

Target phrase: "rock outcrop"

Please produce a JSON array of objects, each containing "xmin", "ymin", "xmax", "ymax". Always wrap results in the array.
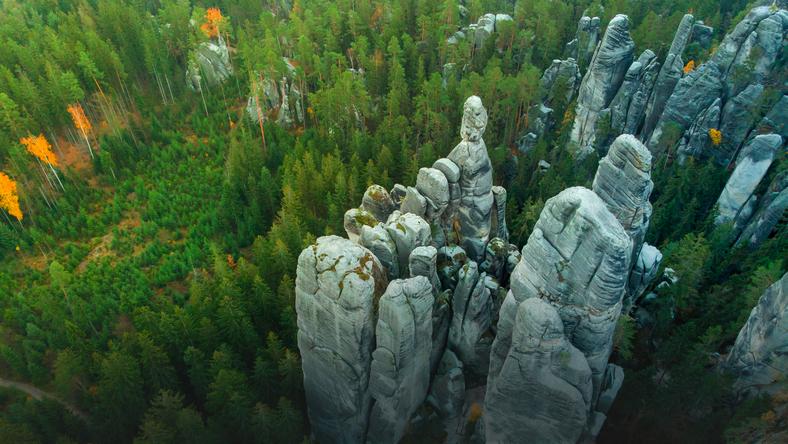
[
  {"xmin": 641, "ymin": 14, "xmax": 695, "ymax": 140},
  {"xmin": 368, "ymin": 277, "xmax": 434, "ymax": 444},
  {"xmin": 609, "ymin": 50, "xmax": 659, "ymax": 137},
  {"xmin": 715, "ymin": 134, "xmax": 783, "ymax": 225},
  {"xmin": 565, "ymin": 16, "xmax": 601, "ymax": 73},
  {"xmin": 485, "ymin": 298, "xmax": 592, "ymax": 444},
  {"xmin": 246, "ymin": 58, "xmax": 305, "ymax": 128},
  {"xmin": 186, "ymin": 35, "xmax": 233, "ymax": 91},
  {"xmin": 448, "ymin": 260, "xmax": 493, "ymax": 375},
  {"xmin": 446, "ymin": 96, "xmax": 494, "ymax": 260},
  {"xmin": 569, "ymin": 15, "xmax": 635, "ymax": 156},
  {"xmin": 735, "ymin": 171, "xmax": 788, "ymax": 248},
  {"xmin": 726, "ymin": 273, "xmax": 787, "ymax": 396},
  {"xmin": 427, "ymin": 349, "xmax": 465, "ymax": 419},
  {"xmin": 487, "ymin": 186, "xmax": 632, "ymax": 440},
  {"xmin": 295, "ymin": 236, "xmax": 386, "ymax": 443}
]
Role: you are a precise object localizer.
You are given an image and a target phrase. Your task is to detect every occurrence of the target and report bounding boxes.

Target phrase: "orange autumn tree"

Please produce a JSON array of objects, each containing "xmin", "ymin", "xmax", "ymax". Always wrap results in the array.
[
  {"xmin": 20, "ymin": 134, "xmax": 58, "ymax": 166},
  {"xmin": 709, "ymin": 128, "xmax": 722, "ymax": 146},
  {"xmin": 0, "ymin": 171, "xmax": 23, "ymax": 221},
  {"xmin": 683, "ymin": 60, "xmax": 696, "ymax": 74},
  {"xmin": 67, "ymin": 103, "xmax": 94, "ymax": 158},
  {"xmin": 201, "ymin": 8, "xmax": 224, "ymax": 38}
]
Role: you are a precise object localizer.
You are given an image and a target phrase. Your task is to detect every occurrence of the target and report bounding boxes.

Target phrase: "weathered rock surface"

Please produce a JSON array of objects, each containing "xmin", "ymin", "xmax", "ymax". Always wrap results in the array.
[
  {"xmin": 759, "ymin": 95, "xmax": 788, "ymax": 139},
  {"xmin": 448, "ymin": 260, "xmax": 493, "ymax": 374},
  {"xmin": 447, "ymin": 96, "xmax": 494, "ymax": 260},
  {"xmin": 593, "ymin": 134, "xmax": 653, "ymax": 267},
  {"xmin": 541, "ymin": 58, "xmax": 582, "ymax": 104},
  {"xmin": 416, "ymin": 167, "xmax": 450, "ymax": 221},
  {"xmin": 641, "ymin": 14, "xmax": 694, "ymax": 140},
  {"xmin": 570, "ymin": 15, "xmax": 635, "ymax": 155},
  {"xmin": 409, "ymin": 246, "xmax": 441, "ymax": 294},
  {"xmin": 627, "ymin": 243, "xmax": 663, "ymax": 309},
  {"xmin": 490, "ymin": 186, "xmax": 631, "ymax": 409},
  {"xmin": 647, "ymin": 61, "xmax": 723, "ymax": 155},
  {"xmin": 736, "ymin": 171, "xmax": 788, "ymax": 248},
  {"xmin": 485, "ymin": 298, "xmax": 593, "ymax": 444},
  {"xmin": 344, "ymin": 208, "xmax": 377, "ymax": 243},
  {"xmin": 360, "ymin": 224, "xmax": 399, "ymax": 280},
  {"xmin": 565, "ymin": 16, "xmax": 601, "ymax": 73},
  {"xmin": 295, "ymin": 236, "xmax": 386, "ymax": 443},
  {"xmin": 490, "ymin": 186, "xmax": 509, "ymax": 242},
  {"xmin": 362, "ymin": 185, "xmax": 396, "ymax": 223},
  {"xmin": 385, "ymin": 211, "xmax": 432, "ymax": 278},
  {"xmin": 368, "ymin": 277, "xmax": 434, "ymax": 444},
  {"xmin": 726, "ymin": 273, "xmax": 787, "ymax": 396},
  {"xmin": 715, "ymin": 134, "xmax": 783, "ymax": 225},
  {"xmin": 246, "ymin": 58, "xmax": 304, "ymax": 128},
  {"xmin": 676, "ymin": 98, "xmax": 721, "ymax": 161},
  {"xmin": 609, "ymin": 50, "xmax": 659, "ymax": 136},
  {"xmin": 716, "ymin": 84, "xmax": 765, "ymax": 165},
  {"xmin": 187, "ymin": 36, "xmax": 233, "ymax": 91},
  {"xmin": 691, "ymin": 21, "xmax": 714, "ymax": 50},
  {"xmin": 427, "ymin": 349, "xmax": 465, "ymax": 419}
]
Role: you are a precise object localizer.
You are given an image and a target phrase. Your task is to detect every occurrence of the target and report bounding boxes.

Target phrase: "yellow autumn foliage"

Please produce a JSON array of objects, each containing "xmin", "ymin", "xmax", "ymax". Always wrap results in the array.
[
  {"xmin": 709, "ymin": 128, "xmax": 722, "ymax": 146},
  {"xmin": 20, "ymin": 134, "xmax": 58, "ymax": 166},
  {"xmin": 0, "ymin": 171, "xmax": 23, "ymax": 221}
]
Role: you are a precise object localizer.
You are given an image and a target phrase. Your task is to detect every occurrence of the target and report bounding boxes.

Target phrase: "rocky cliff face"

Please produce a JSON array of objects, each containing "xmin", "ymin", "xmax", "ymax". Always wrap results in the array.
[
  {"xmin": 726, "ymin": 273, "xmax": 787, "ymax": 397},
  {"xmin": 186, "ymin": 35, "xmax": 233, "ymax": 92}
]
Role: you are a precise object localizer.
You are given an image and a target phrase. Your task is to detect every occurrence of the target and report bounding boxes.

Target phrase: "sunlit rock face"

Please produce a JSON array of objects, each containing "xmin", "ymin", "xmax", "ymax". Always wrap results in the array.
[{"xmin": 726, "ymin": 273, "xmax": 787, "ymax": 397}]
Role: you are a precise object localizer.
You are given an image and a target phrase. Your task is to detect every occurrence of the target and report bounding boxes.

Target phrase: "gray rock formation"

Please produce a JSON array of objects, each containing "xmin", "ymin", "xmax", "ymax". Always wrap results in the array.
[
  {"xmin": 627, "ymin": 243, "xmax": 663, "ymax": 309},
  {"xmin": 676, "ymin": 98, "xmax": 721, "ymax": 161},
  {"xmin": 368, "ymin": 277, "xmax": 434, "ymax": 444},
  {"xmin": 485, "ymin": 298, "xmax": 593, "ymax": 443},
  {"xmin": 415, "ymin": 167, "xmax": 450, "ymax": 221},
  {"xmin": 490, "ymin": 186, "xmax": 631, "ymax": 411},
  {"xmin": 362, "ymin": 185, "xmax": 396, "ymax": 223},
  {"xmin": 385, "ymin": 211, "xmax": 432, "ymax": 277},
  {"xmin": 565, "ymin": 16, "xmax": 601, "ymax": 73},
  {"xmin": 447, "ymin": 96, "xmax": 494, "ymax": 260},
  {"xmin": 491, "ymin": 186, "xmax": 509, "ymax": 242},
  {"xmin": 593, "ymin": 134, "xmax": 654, "ymax": 267},
  {"xmin": 641, "ymin": 14, "xmax": 695, "ymax": 140},
  {"xmin": 736, "ymin": 171, "xmax": 788, "ymax": 248},
  {"xmin": 646, "ymin": 60, "xmax": 723, "ymax": 156},
  {"xmin": 246, "ymin": 58, "xmax": 305, "ymax": 128},
  {"xmin": 409, "ymin": 246, "xmax": 441, "ymax": 294},
  {"xmin": 609, "ymin": 50, "xmax": 659, "ymax": 136},
  {"xmin": 448, "ymin": 260, "xmax": 493, "ymax": 375},
  {"xmin": 360, "ymin": 224, "xmax": 399, "ymax": 281},
  {"xmin": 716, "ymin": 84, "xmax": 765, "ymax": 165},
  {"xmin": 427, "ymin": 349, "xmax": 465, "ymax": 419},
  {"xmin": 187, "ymin": 35, "xmax": 233, "ymax": 91},
  {"xmin": 295, "ymin": 236, "xmax": 387, "ymax": 443},
  {"xmin": 541, "ymin": 58, "xmax": 582, "ymax": 104},
  {"xmin": 691, "ymin": 21, "xmax": 714, "ymax": 49},
  {"xmin": 715, "ymin": 134, "xmax": 783, "ymax": 225},
  {"xmin": 759, "ymin": 95, "xmax": 788, "ymax": 139},
  {"xmin": 569, "ymin": 15, "xmax": 635, "ymax": 156},
  {"xmin": 344, "ymin": 208, "xmax": 378, "ymax": 243},
  {"xmin": 726, "ymin": 273, "xmax": 787, "ymax": 396}
]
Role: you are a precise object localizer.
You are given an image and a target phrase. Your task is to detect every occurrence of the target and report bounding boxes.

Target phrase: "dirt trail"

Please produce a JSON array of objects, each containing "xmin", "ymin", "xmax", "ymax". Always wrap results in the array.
[{"xmin": 0, "ymin": 377, "xmax": 89, "ymax": 421}]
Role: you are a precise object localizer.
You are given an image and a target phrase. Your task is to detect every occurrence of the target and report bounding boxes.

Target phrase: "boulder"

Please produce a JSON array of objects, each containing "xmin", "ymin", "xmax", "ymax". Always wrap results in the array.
[
  {"xmin": 295, "ymin": 236, "xmax": 387, "ymax": 443},
  {"xmin": 485, "ymin": 298, "xmax": 593, "ymax": 444},
  {"xmin": 715, "ymin": 134, "xmax": 783, "ymax": 225},
  {"xmin": 368, "ymin": 277, "xmax": 434, "ymax": 444},
  {"xmin": 726, "ymin": 273, "xmax": 787, "ymax": 397},
  {"xmin": 569, "ymin": 15, "xmax": 635, "ymax": 155},
  {"xmin": 390, "ymin": 184, "xmax": 407, "ymax": 206}
]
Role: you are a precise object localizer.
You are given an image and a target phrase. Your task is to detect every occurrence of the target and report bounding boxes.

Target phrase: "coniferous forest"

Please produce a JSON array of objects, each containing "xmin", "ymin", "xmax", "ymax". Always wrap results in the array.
[{"xmin": 0, "ymin": 1, "xmax": 785, "ymax": 443}]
